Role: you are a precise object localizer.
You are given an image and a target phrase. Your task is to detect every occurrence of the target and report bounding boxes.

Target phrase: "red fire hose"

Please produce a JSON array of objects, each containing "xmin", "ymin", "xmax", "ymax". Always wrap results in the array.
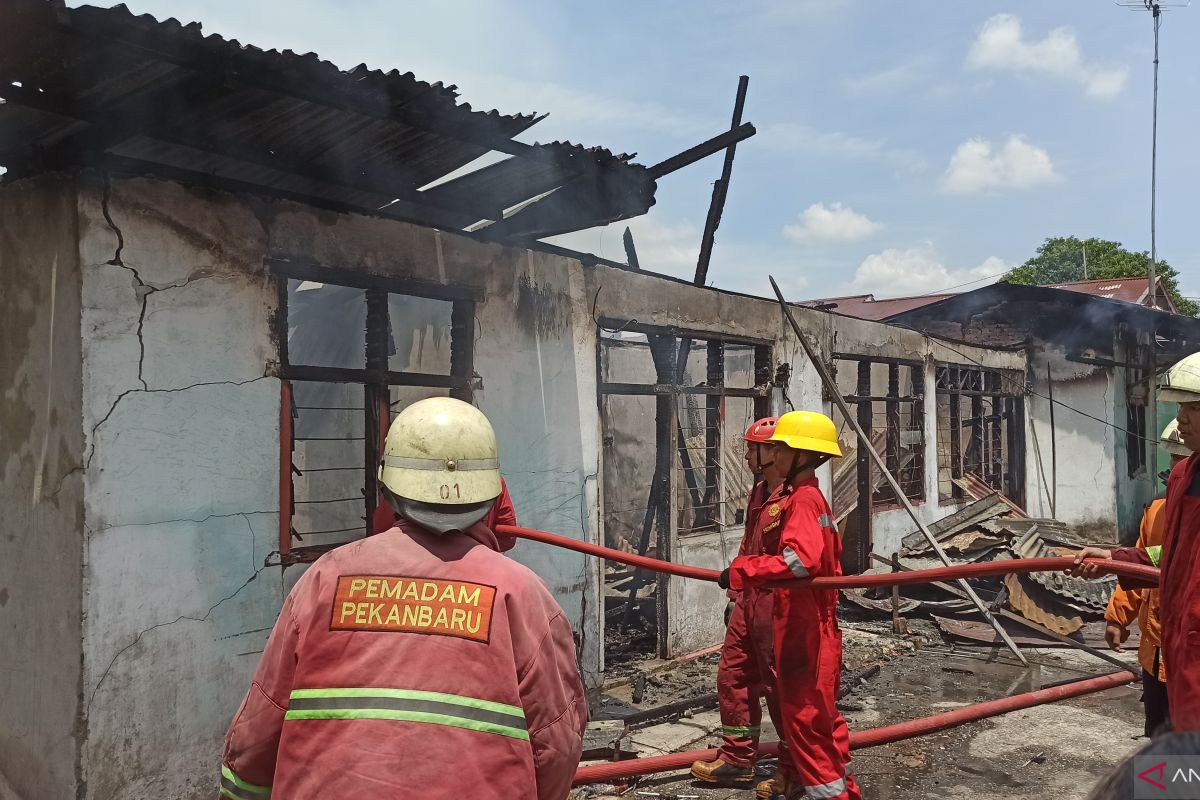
[
  {"xmin": 572, "ymin": 670, "xmax": 1136, "ymax": 785},
  {"xmin": 493, "ymin": 526, "xmax": 1151, "ymax": 785},
  {"xmin": 495, "ymin": 525, "xmax": 1160, "ymax": 589}
]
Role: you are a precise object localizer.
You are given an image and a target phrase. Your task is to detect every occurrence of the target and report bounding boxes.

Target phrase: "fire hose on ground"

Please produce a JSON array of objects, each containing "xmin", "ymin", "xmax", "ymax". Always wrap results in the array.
[
  {"xmin": 571, "ymin": 671, "xmax": 1136, "ymax": 785},
  {"xmin": 494, "ymin": 524, "xmax": 1156, "ymax": 785}
]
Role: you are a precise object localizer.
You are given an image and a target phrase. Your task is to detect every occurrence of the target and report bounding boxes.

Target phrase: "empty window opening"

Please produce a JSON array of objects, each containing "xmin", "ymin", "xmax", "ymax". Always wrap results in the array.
[
  {"xmin": 598, "ymin": 326, "xmax": 770, "ymax": 667},
  {"xmin": 831, "ymin": 355, "xmax": 926, "ymax": 574},
  {"xmin": 935, "ymin": 365, "xmax": 1025, "ymax": 506},
  {"xmin": 274, "ymin": 266, "xmax": 475, "ymax": 565}
]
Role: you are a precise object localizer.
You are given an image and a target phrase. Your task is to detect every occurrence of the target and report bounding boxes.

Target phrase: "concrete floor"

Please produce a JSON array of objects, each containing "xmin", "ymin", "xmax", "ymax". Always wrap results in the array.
[{"xmin": 576, "ymin": 629, "xmax": 1146, "ymax": 800}]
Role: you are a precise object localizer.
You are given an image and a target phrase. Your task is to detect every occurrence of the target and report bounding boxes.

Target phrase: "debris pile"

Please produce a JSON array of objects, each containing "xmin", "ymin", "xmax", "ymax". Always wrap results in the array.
[{"xmin": 847, "ymin": 477, "xmax": 1121, "ymax": 644}]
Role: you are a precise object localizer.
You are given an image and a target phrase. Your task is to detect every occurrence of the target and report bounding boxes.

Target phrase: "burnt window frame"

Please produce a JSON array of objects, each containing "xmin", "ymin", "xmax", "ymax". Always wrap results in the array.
[
  {"xmin": 833, "ymin": 354, "xmax": 927, "ymax": 512},
  {"xmin": 596, "ymin": 319, "xmax": 771, "ymax": 659},
  {"xmin": 271, "ymin": 260, "xmax": 477, "ymax": 565},
  {"xmin": 934, "ymin": 364, "xmax": 1026, "ymax": 506}
]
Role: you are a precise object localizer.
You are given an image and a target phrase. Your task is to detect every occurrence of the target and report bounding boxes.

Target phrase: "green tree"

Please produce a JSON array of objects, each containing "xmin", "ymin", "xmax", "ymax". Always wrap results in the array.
[{"xmin": 1002, "ymin": 236, "xmax": 1198, "ymax": 316}]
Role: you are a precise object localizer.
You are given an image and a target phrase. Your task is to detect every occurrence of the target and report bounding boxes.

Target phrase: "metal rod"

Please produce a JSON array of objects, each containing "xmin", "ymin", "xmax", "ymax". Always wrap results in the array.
[{"xmin": 769, "ymin": 276, "xmax": 1029, "ymax": 665}]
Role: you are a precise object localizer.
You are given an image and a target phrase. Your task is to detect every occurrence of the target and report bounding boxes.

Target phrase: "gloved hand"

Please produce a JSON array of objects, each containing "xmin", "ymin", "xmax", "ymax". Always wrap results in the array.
[
  {"xmin": 724, "ymin": 600, "xmax": 734, "ymax": 626},
  {"xmin": 717, "ymin": 568, "xmax": 731, "ymax": 590}
]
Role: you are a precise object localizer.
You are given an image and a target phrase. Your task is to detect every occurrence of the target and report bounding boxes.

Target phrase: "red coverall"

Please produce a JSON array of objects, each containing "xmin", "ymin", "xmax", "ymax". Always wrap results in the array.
[
  {"xmin": 372, "ymin": 478, "xmax": 518, "ymax": 550},
  {"xmin": 716, "ymin": 480, "xmax": 784, "ymax": 766},
  {"xmin": 221, "ymin": 519, "xmax": 586, "ymax": 799},
  {"xmin": 729, "ymin": 477, "xmax": 861, "ymax": 800},
  {"xmin": 1111, "ymin": 454, "xmax": 1200, "ymax": 731}
]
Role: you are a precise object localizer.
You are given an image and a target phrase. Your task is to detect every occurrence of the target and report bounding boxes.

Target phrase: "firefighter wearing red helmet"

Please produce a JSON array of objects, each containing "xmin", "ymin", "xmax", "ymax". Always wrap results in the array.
[
  {"xmin": 220, "ymin": 398, "xmax": 586, "ymax": 799},
  {"xmin": 691, "ymin": 417, "xmax": 790, "ymax": 791},
  {"xmin": 717, "ymin": 410, "xmax": 861, "ymax": 800}
]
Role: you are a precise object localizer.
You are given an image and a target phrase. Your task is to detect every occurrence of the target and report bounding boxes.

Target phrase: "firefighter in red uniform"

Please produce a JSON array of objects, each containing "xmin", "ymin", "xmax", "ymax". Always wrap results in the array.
[
  {"xmin": 691, "ymin": 417, "xmax": 787, "ymax": 791},
  {"xmin": 1102, "ymin": 420, "xmax": 1190, "ymax": 736},
  {"xmin": 220, "ymin": 397, "xmax": 587, "ymax": 799},
  {"xmin": 1070, "ymin": 352, "xmax": 1200, "ymax": 733},
  {"xmin": 717, "ymin": 410, "xmax": 861, "ymax": 800}
]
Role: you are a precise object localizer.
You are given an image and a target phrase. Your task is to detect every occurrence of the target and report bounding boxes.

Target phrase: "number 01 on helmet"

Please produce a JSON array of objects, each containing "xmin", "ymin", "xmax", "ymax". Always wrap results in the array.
[{"xmin": 378, "ymin": 397, "xmax": 503, "ymax": 505}]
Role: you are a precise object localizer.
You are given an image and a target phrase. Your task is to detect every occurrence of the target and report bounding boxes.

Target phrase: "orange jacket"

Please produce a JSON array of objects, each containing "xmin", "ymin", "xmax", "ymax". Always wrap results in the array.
[
  {"xmin": 221, "ymin": 520, "xmax": 586, "ymax": 799},
  {"xmin": 1105, "ymin": 499, "xmax": 1166, "ymax": 681}
]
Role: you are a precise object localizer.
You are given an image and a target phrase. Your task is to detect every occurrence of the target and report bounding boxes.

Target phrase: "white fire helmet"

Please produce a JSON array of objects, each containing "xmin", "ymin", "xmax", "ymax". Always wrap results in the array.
[
  {"xmin": 1158, "ymin": 351, "xmax": 1200, "ymax": 404},
  {"xmin": 379, "ymin": 397, "xmax": 502, "ymax": 505},
  {"xmin": 1161, "ymin": 419, "xmax": 1192, "ymax": 458}
]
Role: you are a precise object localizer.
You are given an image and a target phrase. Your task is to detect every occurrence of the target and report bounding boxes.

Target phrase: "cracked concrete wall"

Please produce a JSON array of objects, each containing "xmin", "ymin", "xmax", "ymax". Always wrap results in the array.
[
  {"xmin": 77, "ymin": 175, "xmax": 285, "ymax": 800},
  {"xmin": 0, "ymin": 175, "xmax": 85, "ymax": 800}
]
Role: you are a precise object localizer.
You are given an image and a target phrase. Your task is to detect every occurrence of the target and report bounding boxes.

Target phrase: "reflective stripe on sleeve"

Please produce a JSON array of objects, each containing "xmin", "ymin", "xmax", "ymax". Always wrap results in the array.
[
  {"xmin": 220, "ymin": 765, "xmax": 270, "ymax": 800},
  {"xmin": 782, "ymin": 545, "xmax": 810, "ymax": 578},
  {"xmin": 818, "ymin": 513, "xmax": 835, "ymax": 529},
  {"xmin": 1146, "ymin": 545, "xmax": 1162, "ymax": 567}
]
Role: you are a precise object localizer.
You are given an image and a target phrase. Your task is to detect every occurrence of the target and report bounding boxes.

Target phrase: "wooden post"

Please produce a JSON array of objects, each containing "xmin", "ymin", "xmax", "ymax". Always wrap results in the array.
[{"xmin": 890, "ymin": 552, "xmax": 906, "ymax": 635}]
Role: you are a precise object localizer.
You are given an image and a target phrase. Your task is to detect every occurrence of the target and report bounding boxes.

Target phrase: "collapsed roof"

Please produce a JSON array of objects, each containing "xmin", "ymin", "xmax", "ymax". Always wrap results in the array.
[{"xmin": 0, "ymin": 0, "xmax": 661, "ymax": 239}]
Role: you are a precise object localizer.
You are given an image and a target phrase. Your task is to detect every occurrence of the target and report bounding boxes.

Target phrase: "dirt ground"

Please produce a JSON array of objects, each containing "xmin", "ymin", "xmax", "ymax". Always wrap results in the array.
[{"xmin": 576, "ymin": 618, "xmax": 1146, "ymax": 800}]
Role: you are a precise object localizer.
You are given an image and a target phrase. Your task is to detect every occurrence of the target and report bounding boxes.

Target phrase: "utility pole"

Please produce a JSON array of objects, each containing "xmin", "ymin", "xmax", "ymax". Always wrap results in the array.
[
  {"xmin": 1149, "ymin": 0, "xmax": 1161, "ymax": 311},
  {"xmin": 1120, "ymin": 0, "xmax": 1188, "ymax": 481}
]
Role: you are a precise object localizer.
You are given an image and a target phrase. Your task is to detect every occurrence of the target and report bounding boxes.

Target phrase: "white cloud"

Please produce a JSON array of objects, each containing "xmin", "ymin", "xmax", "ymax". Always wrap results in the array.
[
  {"xmin": 967, "ymin": 14, "xmax": 1128, "ymax": 100},
  {"xmin": 848, "ymin": 245, "xmax": 1007, "ymax": 297},
  {"xmin": 759, "ymin": 123, "xmax": 927, "ymax": 174},
  {"xmin": 784, "ymin": 202, "xmax": 880, "ymax": 243},
  {"xmin": 941, "ymin": 135, "xmax": 1059, "ymax": 195}
]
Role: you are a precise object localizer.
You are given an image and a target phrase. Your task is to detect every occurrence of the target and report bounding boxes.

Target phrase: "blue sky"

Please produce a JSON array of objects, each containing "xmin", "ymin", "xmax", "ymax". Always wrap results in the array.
[{"xmin": 74, "ymin": 1, "xmax": 1200, "ymax": 303}]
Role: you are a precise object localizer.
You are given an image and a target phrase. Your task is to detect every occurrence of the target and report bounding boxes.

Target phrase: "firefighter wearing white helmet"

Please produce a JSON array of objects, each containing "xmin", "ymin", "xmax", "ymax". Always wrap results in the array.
[
  {"xmin": 1162, "ymin": 419, "xmax": 1191, "ymax": 459},
  {"xmin": 221, "ymin": 397, "xmax": 586, "ymax": 799},
  {"xmin": 379, "ymin": 397, "xmax": 503, "ymax": 534}
]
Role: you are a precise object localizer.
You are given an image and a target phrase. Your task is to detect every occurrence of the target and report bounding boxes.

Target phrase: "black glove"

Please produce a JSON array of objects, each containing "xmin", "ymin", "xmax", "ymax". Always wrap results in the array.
[
  {"xmin": 724, "ymin": 600, "xmax": 734, "ymax": 626},
  {"xmin": 717, "ymin": 568, "xmax": 731, "ymax": 590}
]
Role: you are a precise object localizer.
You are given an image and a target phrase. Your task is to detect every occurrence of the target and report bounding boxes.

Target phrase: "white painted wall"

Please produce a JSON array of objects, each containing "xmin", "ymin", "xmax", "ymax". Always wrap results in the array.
[
  {"xmin": 0, "ymin": 174, "xmax": 85, "ymax": 800},
  {"xmin": 77, "ymin": 176, "xmax": 287, "ymax": 800},
  {"xmin": 1023, "ymin": 352, "xmax": 1120, "ymax": 540}
]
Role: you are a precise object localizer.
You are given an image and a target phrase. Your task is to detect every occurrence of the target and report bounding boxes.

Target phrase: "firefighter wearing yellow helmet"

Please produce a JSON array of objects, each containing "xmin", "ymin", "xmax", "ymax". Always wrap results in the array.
[
  {"xmin": 716, "ymin": 409, "xmax": 861, "ymax": 800},
  {"xmin": 221, "ymin": 398, "xmax": 586, "ymax": 799}
]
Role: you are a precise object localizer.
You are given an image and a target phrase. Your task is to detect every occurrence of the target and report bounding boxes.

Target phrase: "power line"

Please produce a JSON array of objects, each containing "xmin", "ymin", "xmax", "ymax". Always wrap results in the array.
[
  {"xmin": 910, "ymin": 271, "xmax": 1010, "ymax": 298},
  {"xmin": 887, "ymin": 322, "xmax": 1167, "ymax": 446}
]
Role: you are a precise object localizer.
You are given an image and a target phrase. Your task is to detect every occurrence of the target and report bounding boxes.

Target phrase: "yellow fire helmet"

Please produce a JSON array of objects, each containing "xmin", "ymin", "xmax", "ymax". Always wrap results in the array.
[
  {"xmin": 1162, "ymin": 419, "xmax": 1192, "ymax": 458},
  {"xmin": 379, "ymin": 397, "xmax": 503, "ymax": 505},
  {"xmin": 1159, "ymin": 351, "xmax": 1200, "ymax": 404},
  {"xmin": 769, "ymin": 410, "xmax": 843, "ymax": 457}
]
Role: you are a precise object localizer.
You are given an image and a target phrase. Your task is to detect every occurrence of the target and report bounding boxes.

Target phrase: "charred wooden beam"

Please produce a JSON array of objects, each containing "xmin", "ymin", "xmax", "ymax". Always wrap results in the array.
[{"xmin": 646, "ymin": 123, "xmax": 756, "ymax": 180}]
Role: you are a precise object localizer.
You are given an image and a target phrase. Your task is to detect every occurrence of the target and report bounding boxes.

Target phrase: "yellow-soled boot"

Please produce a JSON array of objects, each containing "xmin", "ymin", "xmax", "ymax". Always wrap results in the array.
[{"xmin": 689, "ymin": 757, "xmax": 754, "ymax": 786}]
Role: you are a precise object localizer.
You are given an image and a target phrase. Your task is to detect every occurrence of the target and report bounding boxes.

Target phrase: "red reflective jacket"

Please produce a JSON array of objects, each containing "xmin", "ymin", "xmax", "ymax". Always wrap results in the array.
[
  {"xmin": 221, "ymin": 520, "xmax": 586, "ymax": 799},
  {"xmin": 1114, "ymin": 455, "xmax": 1200, "ymax": 731}
]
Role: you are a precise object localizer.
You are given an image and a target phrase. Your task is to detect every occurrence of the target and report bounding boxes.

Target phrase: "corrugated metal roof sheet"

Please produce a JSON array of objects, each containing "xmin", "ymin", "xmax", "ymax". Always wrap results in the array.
[{"xmin": 0, "ymin": 0, "xmax": 656, "ymax": 237}]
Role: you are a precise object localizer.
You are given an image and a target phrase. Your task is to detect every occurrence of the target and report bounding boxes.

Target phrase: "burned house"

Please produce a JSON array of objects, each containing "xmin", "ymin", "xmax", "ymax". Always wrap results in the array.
[
  {"xmin": 877, "ymin": 283, "xmax": 1200, "ymax": 542},
  {"xmin": 0, "ymin": 3, "xmax": 1142, "ymax": 800}
]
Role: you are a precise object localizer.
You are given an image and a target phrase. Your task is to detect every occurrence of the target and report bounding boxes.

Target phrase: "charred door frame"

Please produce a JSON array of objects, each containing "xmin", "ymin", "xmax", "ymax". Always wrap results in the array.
[{"xmin": 597, "ymin": 319, "xmax": 771, "ymax": 659}]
